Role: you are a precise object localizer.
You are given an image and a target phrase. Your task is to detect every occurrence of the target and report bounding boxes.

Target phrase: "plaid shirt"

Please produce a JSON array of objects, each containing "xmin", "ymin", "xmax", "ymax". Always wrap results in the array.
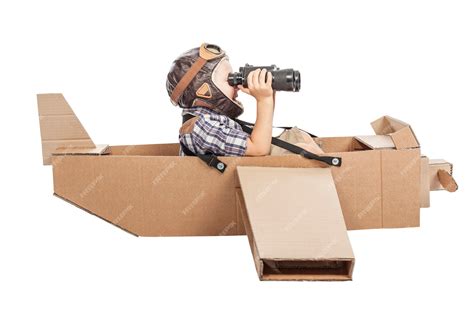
[{"xmin": 179, "ymin": 106, "xmax": 249, "ymax": 156}]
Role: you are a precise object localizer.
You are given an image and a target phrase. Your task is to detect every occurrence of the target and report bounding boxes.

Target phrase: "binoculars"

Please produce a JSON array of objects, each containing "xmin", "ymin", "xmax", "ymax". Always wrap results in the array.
[{"xmin": 228, "ymin": 64, "xmax": 301, "ymax": 92}]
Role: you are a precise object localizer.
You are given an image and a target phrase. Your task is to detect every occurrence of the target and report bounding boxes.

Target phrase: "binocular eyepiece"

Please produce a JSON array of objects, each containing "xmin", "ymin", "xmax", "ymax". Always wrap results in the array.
[{"xmin": 227, "ymin": 64, "xmax": 301, "ymax": 92}]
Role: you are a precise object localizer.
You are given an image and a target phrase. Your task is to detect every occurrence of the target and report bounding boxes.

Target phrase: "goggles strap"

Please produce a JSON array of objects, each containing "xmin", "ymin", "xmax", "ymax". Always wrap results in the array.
[{"xmin": 170, "ymin": 56, "xmax": 207, "ymax": 105}]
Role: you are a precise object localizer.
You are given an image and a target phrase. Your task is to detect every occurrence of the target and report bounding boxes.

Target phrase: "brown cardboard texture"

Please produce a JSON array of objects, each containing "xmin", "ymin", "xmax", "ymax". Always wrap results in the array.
[
  {"xmin": 236, "ymin": 166, "xmax": 354, "ymax": 281},
  {"xmin": 371, "ymin": 116, "xmax": 420, "ymax": 149},
  {"xmin": 313, "ymin": 136, "xmax": 421, "ymax": 230},
  {"xmin": 420, "ymin": 156, "xmax": 430, "ymax": 208},
  {"xmin": 429, "ymin": 159, "xmax": 458, "ymax": 192},
  {"xmin": 38, "ymin": 93, "xmax": 455, "ymax": 236},
  {"xmin": 38, "ymin": 94, "xmax": 96, "ymax": 165},
  {"xmin": 52, "ymin": 144, "xmax": 110, "ymax": 156},
  {"xmin": 437, "ymin": 170, "xmax": 458, "ymax": 192},
  {"xmin": 355, "ymin": 135, "xmax": 396, "ymax": 150}
]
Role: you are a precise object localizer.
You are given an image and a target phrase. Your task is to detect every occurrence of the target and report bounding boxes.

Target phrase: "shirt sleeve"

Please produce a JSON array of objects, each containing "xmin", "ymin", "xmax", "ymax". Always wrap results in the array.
[{"xmin": 191, "ymin": 114, "xmax": 249, "ymax": 156}]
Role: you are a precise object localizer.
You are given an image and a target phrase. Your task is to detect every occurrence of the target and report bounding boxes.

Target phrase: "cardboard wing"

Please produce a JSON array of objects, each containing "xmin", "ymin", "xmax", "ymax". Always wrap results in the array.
[{"xmin": 236, "ymin": 166, "xmax": 355, "ymax": 281}]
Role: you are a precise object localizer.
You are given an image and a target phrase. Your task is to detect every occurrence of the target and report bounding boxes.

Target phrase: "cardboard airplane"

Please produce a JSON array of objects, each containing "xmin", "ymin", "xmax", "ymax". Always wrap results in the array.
[{"xmin": 37, "ymin": 93, "xmax": 458, "ymax": 281}]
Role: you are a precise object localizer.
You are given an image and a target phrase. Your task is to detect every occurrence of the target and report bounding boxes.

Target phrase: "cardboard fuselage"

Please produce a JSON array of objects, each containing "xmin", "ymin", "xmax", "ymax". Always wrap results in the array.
[{"xmin": 52, "ymin": 139, "xmax": 421, "ymax": 236}]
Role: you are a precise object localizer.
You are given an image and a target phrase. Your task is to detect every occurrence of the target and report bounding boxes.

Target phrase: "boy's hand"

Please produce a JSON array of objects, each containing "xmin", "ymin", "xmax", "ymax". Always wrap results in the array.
[
  {"xmin": 238, "ymin": 68, "xmax": 273, "ymax": 102},
  {"xmin": 240, "ymin": 69, "xmax": 274, "ymax": 156}
]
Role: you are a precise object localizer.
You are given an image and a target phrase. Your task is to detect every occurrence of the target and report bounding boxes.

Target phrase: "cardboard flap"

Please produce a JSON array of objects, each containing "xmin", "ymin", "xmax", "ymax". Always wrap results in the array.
[
  {"xmin": 236, "ymin": 166, "xmax": 354, "ymax": 281},
  {"xmin": 355, "ymin": 135, "xmax": 395, "ymax": 150},
  {"xmin": 37, "ymin": 93, "xmax": 96, "ymax": 165},
  {"xmin": 371, "ymin": 116, "xmax": 420, "ymax": 149}
]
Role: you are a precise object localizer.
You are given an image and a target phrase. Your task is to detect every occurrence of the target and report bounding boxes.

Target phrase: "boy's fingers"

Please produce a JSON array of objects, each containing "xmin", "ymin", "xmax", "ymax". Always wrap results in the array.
[
  {"xmin": 259, "ymin": 68, "xmax": 267, "ymax": 85},
  {"xmin": 247, "ymin": 71, "xmax": 255, "ymax": 89},
  {"xmin": 266, "ymin": 71, "xmax": 273, "ymax": 86},
  {"xmin": 252, "ymin": 69, "xmax": 261, "ymax": 88}
]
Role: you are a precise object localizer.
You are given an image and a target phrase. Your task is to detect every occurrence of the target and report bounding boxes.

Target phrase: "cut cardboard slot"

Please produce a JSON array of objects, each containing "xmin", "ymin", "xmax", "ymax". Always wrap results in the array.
[{"xmin": 236, "ymin": 166, "xmax": 354, "ymax": 281}]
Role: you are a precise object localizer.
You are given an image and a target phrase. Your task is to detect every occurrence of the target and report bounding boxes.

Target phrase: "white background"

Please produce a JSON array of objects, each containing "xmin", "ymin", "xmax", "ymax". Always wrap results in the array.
[{"xmin": 1, "ymin": 0, "xmax": 473, "ymax": 322}]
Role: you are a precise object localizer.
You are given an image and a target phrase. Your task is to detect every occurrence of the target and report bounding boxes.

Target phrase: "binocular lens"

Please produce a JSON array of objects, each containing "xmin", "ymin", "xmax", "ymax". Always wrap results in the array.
[{"xmin": 294, "ymin": 70, "xmax": 301, "ymax": 92}]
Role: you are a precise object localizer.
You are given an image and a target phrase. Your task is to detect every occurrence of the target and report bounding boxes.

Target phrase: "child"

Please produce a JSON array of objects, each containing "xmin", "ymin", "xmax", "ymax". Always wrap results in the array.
[{"xmin": 166, "ymin": 43, "xmax": 275, "ymax": 157}]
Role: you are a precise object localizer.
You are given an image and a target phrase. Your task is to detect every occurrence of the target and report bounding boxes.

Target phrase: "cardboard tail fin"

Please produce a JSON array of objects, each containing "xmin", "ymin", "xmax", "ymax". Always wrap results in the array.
[{"xmin": 37, "ymin": 93, "xmax": 96, "ymax": 165}]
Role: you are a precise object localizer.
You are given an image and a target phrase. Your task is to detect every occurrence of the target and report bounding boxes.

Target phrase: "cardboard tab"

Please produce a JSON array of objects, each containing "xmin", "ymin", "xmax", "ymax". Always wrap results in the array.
[
  {"xmin": 371, "ymin": 116, "xmax": 420, "ymax": 149},
  {"xmin": 429, "ymin": 159, "xmax": 456, "ymax": 191},
  {"xmin": 437, "ymin": 170, "xmax": 458, "ymax": 192},
  {"xmin": 37, "ymin": 93, "xmax": 96, "ymax": 165},
  {"xmin": 236, "ymin": 166, "xmax": 355, "ymax": 281}
]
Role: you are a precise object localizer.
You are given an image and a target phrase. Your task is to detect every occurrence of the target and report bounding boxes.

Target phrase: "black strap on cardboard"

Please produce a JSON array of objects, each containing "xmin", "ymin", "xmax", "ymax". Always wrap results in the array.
[
  {"xmin": 180, "ymin": 114, "xmax": 341, "ymax": 171},
  {"xmin": 180, "ymin": 114, "xmax": 226, "ymax": 173},
  {"xmin": 180, "ymin": 143, "xmax": 226, "ymax": 173},
  {"xmin": 234, "ymin": 119, "xmax": 342, "ymax": 167}
]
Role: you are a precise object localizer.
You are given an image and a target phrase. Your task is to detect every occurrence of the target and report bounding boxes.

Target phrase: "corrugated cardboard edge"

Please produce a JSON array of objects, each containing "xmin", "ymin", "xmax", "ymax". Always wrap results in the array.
[
  {"xmin": 236, "ymin": 166, "xmax": 354, "ymax": 281},
  {"xmin": 236, "ymin": 189, "xmax": 263, "ymax": 277},
  {"xmin": 37, "ymin": 93, "xmax": 96, "ymax": 165},
  {"xmin": 238, "ymin": 189, "xmax": 356, "ymax": 281},
  {"xmin": 52, "ymin": 144, "xmax": 110, "ymax": 156}
]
